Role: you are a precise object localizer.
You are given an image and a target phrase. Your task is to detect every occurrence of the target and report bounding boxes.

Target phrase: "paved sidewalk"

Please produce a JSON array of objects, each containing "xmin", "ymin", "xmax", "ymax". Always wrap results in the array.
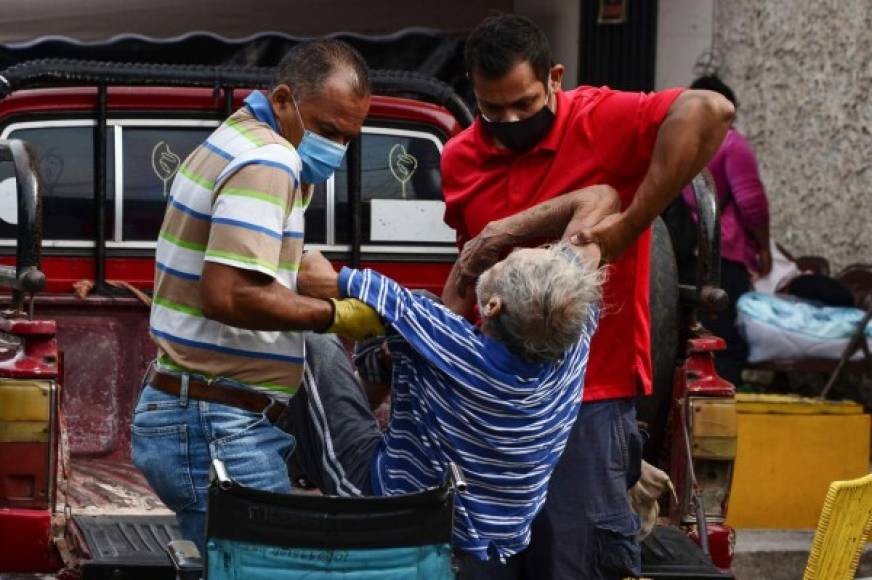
[{"xmin": 732, "ymin": 530, "xmax": 872, "ymax": 579}]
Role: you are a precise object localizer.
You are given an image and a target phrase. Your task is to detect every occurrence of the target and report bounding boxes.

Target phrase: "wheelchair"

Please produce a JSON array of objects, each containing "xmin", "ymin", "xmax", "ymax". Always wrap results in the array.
[{"xmin": 165, "ymin": 459, "xmax": 466, "ymax": 579}]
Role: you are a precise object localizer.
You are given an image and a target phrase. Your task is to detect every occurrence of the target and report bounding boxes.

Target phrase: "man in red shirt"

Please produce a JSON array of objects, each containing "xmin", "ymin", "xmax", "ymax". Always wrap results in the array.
[{"xmin": 441, "ymin": 15, "xmax": 734, "ymax": 579}]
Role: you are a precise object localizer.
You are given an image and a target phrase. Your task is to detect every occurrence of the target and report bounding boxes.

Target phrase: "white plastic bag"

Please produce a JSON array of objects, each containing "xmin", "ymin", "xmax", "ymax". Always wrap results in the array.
[{"xmin": 752, "ymin": 241, "xmax": 799, "ymax": 294}]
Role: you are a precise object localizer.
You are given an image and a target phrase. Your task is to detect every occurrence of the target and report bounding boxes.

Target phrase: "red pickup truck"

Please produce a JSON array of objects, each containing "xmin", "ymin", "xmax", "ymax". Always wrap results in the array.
[{"xmin": 0, "ymin": 60, "xmax": 736, "ymax": 579}]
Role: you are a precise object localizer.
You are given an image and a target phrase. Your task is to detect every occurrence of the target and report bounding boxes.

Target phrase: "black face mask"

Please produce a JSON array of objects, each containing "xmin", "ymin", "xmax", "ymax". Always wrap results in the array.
[{"xmin": 480, "ymin": 93, "xmax": 556, "ymax": 153}]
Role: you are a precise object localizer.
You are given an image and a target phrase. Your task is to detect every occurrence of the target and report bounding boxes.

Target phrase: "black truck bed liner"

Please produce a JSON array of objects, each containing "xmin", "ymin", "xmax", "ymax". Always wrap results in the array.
[{"xmin": 70, "ymin": 515, "xmax": 179, "ymax": 580}]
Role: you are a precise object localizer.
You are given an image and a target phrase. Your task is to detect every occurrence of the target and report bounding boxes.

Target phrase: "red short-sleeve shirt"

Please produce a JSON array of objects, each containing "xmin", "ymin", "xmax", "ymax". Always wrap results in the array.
[{"xmin": 442, "ymin": 85, "xmax": 684, "ymax": 402}]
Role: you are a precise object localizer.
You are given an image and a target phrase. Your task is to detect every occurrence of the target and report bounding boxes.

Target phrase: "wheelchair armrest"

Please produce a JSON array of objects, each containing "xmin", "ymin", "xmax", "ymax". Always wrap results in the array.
[
  {"xmin": 165, "ymin": 539, "xmax": 204, "ymax": 580},
  {"xmin": 446, "ymin": 462, "xmax": 468, "ymax": 493}
]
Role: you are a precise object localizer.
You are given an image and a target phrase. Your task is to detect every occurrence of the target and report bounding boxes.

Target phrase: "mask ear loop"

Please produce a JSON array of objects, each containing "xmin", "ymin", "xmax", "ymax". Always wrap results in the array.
[{"xmin": 291, "ymin": 94, "xmax": 308, "ymax": 140}]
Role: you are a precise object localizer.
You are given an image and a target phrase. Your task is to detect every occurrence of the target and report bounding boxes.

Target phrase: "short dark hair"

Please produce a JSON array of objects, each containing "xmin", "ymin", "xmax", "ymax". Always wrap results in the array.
[
  {"xmin": 464, "ymin": 14, "xmax": 552, "ymax": 86},
  {"xmin": 690, "ymin": 75, "xmax": 738, "ymax": 108},
  {"xmin": 273, "ymin": 40, "xmax": 371, "ymax": 100}
]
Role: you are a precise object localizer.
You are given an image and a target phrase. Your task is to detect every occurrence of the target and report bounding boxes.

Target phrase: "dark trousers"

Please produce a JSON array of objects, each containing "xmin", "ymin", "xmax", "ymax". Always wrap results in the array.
[
  {"xmin": 279, "ymin": 333, "xmax": 382, "ymax": 497},
  {"xmin": 458, "ymin": 398, "xmax": 644, "ymax": 580}
]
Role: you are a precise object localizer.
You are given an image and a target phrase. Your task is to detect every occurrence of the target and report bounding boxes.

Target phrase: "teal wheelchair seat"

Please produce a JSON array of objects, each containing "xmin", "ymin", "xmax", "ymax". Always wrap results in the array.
[{"xmin": 167, "ymin": 459, "xmax": 463, "ymax": 579}]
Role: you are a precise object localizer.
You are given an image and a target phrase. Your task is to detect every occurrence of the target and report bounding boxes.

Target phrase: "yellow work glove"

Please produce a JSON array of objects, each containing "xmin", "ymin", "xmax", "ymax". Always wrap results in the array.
[{"xmin": 326, "ymin": 298, "xmax": 386, "ymax": 342}]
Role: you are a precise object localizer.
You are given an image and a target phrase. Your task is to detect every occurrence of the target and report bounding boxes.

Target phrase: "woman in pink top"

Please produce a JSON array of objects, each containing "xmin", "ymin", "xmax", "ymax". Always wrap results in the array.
[{"xmin": 680, "ymin": 75, "xmax": 771, "ymax": 384}]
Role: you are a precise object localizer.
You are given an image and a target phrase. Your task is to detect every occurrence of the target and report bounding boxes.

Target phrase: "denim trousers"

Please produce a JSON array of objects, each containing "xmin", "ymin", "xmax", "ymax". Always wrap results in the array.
[{"xmin": 131, "ymin": 374, "xmax": 296, "ymax": 552}]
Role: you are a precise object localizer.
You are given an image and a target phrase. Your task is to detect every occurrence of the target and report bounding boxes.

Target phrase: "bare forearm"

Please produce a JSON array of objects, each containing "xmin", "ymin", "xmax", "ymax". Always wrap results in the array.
[
  {"xmin": 486, "ymin": 185, "xmax": 617, "ymax": 246},
  {"xmin": 622, "ymin": 90, "xmax": 734, "ymax": 240},
  {"xmin": 441, "ymin": 261, "xmax": 476, "ymax": 316},
  {"xmin": 751, "ymin": 225, "xmax": 773, "ymax": 274},
  {"xmin": 201, "ymin": 263, "xmax": 333, "ymax": 331},
  {"xmin": 222, "ymin": 284, "xmax": 332, "ymax": 331}
]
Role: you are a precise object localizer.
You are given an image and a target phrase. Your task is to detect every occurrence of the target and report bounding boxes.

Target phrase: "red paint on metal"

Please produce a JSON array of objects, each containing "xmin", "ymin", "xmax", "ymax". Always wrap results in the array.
[
  {"xmin": 0, "ymin": 318, "xmax": 56, "ymax": 334},
  {"xmin": 688, "ymin": 335, "xmax": 727, "ymax": 352},
  {"xmin": 0, "ymin": 256, "xmax": 156, "ymax": 293},
  {"xmin": 0, "ymin": 319, "xmax": 59, "ymax": 379},
  {"xmin": 667, "ymin": 364, "xmax": 690, "ymax": 524},
  {"xmin": 688, "ymin": 523, "xmax": 735, "ymax": 570},
  {"xmin": 685, "ymin": 334, "xmax": 735, "ymax": 397},
  {"xmin": 0, "ymin": 508, "xmax": 60, "ymax": 573},
  {"xmin": 668, "ymin": 324, "xmax": 735, "ymax": 521},
  {"xmin": 368, "ymin": 96, "xmax": 462, "ymax": 137},
  {"xmin": 0, "ymin": 442, "xmax": 51, "ymax": 510},
  {"xmin": 1, "ymin": 257, "xmax": 456, "ymax": 295},
  {"xmin": 42, "ymin": 303, "xmax": 154, "ymax": 457}
]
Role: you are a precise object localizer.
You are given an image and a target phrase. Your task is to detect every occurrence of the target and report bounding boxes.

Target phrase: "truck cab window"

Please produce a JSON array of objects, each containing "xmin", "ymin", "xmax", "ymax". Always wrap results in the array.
[
  {"xmin": 335, "ymin": 130, "xmax": 453, "ymax": 246},
  {"xmin": 121, "ymin": 127, "xmax": 210, "ymax": 241},
  {"xmin": 0, "ymin": 125, "xmax": 114, "ymax": 241}
]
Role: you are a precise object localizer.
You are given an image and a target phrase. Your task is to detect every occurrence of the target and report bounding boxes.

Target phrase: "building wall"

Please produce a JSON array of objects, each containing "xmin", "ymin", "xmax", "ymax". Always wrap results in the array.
[
  {"xmin": 714, "ymin": 0, "xmax": 871, "ymax": 270},
  {"xmin": 655, "ymin": 0, "xmax": 714, "ymax": 90},
  {"xmin": 658, "ymin": 0, "xmax": 871, "ymax": 270},
  {"xmin": 515, "ymin": 0, "xmax": 580, "ymax": 87}
]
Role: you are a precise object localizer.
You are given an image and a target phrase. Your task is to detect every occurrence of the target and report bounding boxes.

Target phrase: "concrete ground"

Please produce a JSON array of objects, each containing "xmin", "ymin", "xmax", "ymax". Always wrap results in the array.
[{"xmin": 732, "ymin": 530, "xmax": 872, "ymax": 580}]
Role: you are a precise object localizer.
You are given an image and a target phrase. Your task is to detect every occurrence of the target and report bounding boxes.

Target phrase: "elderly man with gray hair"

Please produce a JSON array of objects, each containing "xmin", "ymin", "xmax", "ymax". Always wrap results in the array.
[{"xmin": 282, "ymin": 184, "xmax": 617, "ymax": 562}]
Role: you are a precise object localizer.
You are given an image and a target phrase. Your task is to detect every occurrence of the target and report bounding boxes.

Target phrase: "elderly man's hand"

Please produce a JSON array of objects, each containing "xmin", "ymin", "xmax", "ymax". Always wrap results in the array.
[
  {"xmin": 455, "ymin": 223, "xmax": 515, "ymax": 295},
  {"xmin": 297, "ymin": 250, "xmax": 340, "ymax": 300}
]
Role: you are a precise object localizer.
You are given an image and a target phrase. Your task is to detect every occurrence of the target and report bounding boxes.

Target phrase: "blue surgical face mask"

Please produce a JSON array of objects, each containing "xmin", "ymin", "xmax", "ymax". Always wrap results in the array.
[{"xmin": 292, "ymin": 97, "xmax": 347, "ymax": 184}]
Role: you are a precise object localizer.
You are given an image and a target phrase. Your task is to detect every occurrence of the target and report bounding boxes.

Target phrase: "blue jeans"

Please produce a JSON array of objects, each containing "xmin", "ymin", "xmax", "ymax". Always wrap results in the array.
[
  {"xmin": 459, "ymin": 398, "xmax": 643, "ymax": 579},
  {"xmin": 131, "ymin": 375, "xmax": 296, "ymax": 552}
]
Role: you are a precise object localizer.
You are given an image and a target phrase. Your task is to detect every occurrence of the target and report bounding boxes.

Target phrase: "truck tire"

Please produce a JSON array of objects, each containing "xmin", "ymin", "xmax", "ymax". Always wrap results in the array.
[{"xmin": 638, "ymin": 217, "xmax": 680, "ymax": 464}]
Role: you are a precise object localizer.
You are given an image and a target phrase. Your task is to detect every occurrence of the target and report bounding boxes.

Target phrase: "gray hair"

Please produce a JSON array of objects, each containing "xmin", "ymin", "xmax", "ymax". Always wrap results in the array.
[
  {"xmin": 273, "ymin": 40, "xmax": 371, "ymax": 100},
  {"xmin": 476, "ymin": 243, "xmax": 602, "ymax": 363}
]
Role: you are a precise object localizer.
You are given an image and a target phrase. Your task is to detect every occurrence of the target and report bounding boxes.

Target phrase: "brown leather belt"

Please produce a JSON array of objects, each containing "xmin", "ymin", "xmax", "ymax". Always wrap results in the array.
[{"xmin": 146, "ymin": 368, "xmax": 286, "ymax": 423}]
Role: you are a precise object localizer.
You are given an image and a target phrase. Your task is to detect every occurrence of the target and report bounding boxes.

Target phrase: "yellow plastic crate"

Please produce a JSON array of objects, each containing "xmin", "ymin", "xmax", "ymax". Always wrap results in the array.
[{"xmin": 726, "ymin": 393, "xmax": 871, "ymax": 529}]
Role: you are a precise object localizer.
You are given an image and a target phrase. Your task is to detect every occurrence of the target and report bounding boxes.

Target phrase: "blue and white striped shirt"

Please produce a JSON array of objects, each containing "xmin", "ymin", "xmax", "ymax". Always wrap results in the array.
[{"xmin": 339, "ymin": 267, "xmax": 598, "ymax": 561}]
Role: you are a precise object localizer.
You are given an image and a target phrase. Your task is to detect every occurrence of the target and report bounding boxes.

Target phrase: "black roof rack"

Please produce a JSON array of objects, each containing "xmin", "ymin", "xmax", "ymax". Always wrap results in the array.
[{"xmin": 0, "ymin": 58, "xmax": 473, "ymax": 127}]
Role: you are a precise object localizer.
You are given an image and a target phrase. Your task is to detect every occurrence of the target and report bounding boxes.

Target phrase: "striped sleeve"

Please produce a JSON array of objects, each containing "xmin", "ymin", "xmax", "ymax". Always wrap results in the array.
[
  {"xmin": 352, "ymin": 337, "xmax": 388, "ymax": 385},
  {"xmin": 338, "ymin": 267, "xmax": 483, "ymax": 383},
  {"xmin": 352, "ymin": 335, "xmax": 405, "ymax": 385},
  {"xmin": 205, "ymin": 160, "xmax": 293, "ymax": 278}
]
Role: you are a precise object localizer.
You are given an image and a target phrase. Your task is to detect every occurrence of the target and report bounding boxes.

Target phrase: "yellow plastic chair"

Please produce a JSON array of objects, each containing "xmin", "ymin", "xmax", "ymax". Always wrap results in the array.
[{"xmin": 804, "ymin": 473, "xmax": 872, "ymax": 579}]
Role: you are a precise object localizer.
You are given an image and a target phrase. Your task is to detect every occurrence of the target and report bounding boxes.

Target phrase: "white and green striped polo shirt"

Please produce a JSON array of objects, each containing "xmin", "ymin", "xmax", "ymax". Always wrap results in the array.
[{"xmin": 150, "ymin": 95, "xmax": 309, "ymax": 399}]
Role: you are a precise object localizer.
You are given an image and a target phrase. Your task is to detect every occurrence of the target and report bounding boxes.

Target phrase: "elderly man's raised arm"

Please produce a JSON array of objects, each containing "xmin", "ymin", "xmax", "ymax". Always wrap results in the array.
[
  {"xmin": 296, "ymin": 250, "xmax": 482, "ymax": 380},
  {"xmin": 444, "ymin": 184, "xmax": 620, "ymax": 308},
  {"xmin": 341, "ymin": 266, "xmax": 491, "ymax": 384}
]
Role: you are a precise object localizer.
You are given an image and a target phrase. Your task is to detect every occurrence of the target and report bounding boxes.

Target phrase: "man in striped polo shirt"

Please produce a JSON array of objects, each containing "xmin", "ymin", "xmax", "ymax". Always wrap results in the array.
[
  {"xmin": 284, "ymin": 185, "xmax": 617, "ymax": 563},
  {"xmin": 132, "ymin": 40, "xmax": 385, "ymax": 551}
]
